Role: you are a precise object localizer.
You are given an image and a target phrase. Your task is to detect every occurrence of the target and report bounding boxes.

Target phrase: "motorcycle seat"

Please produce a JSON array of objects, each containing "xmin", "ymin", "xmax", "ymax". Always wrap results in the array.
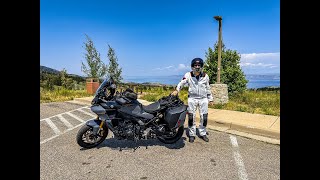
[
  {"xmin": 142, "ymin": 101, "xmax": 161, "ymax": 113},
  {"xmin": 119, "ymin": 104, "xmax": 154, "ymax": 120}
]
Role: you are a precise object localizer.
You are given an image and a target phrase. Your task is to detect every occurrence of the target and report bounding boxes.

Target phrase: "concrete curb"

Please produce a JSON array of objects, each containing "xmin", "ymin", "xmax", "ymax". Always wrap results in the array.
[
  {"xmin": 206, "ymin": 121, "xmax": 280, "ymax": 144},
  {"xmin": 207, "ymin": 119, "xmax": 280, "ymax": 140},
  {"xmin": 206, "ymin": 124, "xmax": 280, "ymax": 145}
]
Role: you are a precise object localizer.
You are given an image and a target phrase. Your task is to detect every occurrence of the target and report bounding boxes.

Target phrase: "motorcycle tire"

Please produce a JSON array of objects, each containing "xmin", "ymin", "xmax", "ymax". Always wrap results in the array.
[
  {"xmin": 157, "ymin": 125, "xmax": 184, "ymax": 144},
  {"xmin": 76, "ymin": 124, "xmax": 108, "ymax": 148}
]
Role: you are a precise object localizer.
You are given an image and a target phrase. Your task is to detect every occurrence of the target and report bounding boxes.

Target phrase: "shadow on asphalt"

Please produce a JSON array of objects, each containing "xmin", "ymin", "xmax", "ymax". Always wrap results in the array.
[
  {"xmin": 79, "ymin": 128, "xmax": 189, "ymax": 152},
  {"xmin": 79, "ymin": 127, "xmax": 211, "ymax": 151},
  {"xmin": 96, "ymin": 137, "xmax": 186, "ymax": 151}
]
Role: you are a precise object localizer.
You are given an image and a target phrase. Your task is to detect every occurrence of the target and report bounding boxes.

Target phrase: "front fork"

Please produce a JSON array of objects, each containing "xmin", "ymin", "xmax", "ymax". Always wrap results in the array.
[
  {"xmin": 87, "ymin": 114, "xmax": 113, "ymax": 135},
  {"xmin": 96, "ymin": 118, "xmax": 105, "ymax": 135}
]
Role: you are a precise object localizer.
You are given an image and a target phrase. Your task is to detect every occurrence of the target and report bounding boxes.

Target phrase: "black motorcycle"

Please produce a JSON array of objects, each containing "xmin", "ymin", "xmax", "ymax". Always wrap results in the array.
[{"xmin": 76, "ymin": 77, "xmax": 187, "ymax": 149}]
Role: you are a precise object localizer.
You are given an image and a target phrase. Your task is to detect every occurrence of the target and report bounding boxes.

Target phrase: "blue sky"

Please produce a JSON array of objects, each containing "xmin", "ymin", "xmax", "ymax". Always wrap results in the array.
[{"xmin": 40, "ymin": 0, "xmax": 280, "ymax": 77}]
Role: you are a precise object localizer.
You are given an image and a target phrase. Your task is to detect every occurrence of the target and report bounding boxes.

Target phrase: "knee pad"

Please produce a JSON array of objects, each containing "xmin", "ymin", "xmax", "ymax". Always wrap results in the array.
[
  {"xmin": 188, "ymin": 113, "xmax": 194, "ymax": 127},
  {"xmin": 202, "ymin": 114, "xmax": 208, "ymax": 127}
]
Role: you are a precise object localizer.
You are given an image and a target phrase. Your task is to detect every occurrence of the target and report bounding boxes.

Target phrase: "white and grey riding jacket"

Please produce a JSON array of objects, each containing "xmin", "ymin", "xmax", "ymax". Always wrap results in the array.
[{"xmin": 176, "ymin": 71, "xmax": 213, "ymax": 101}]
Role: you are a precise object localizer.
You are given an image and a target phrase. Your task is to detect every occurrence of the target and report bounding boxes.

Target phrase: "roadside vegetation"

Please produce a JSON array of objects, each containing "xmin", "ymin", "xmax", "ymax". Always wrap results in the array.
[
  {"xmin": 138, "ymin": 86, "xmax": 280, "ymax": 116},
  {"xmin": 41, "ymin": 35, "xmax": 279, "ymax": 116},
  {"xmin": 40, "ymin": 86, "xmax": 91, "ymax": 103},
  {"xmin": 40, "ymin": 83, "xmax": 279, "ymax": 116}
]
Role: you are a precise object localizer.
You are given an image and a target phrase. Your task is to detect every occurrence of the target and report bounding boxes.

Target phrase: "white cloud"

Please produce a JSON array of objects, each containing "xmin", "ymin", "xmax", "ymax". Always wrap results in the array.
[
  {"xmin": 241, "ymin": 52, "xmax": 279, "ymax": 60},
  {"xmin": 153, "ymin": 66, "xmax": 174, "ymax": 71},
  {"xmin": 152, "ymin": 52, "xmax": 280, "ymax": 75},
  {"xmin": 241, "ymin": 62, "xmax": 274, "ymax": 67},
  {"xmin": 177, "ymin": 64, "xmax": 190, "ymax": 71},
  {"xmin": 153, "ymin": 63, "xmax": 190, "ymax": 73},
  {"xmin": 240, "ymin": 52, "xmax": 280, "ymax": 74}
]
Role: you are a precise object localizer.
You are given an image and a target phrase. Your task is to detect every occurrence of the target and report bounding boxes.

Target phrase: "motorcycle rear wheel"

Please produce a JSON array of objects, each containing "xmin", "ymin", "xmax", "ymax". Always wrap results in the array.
[
  {"xmin": 76, "ymin": 124, "xmax": 108, "ymax": 148},
  {"xmin": 157, "ymin": 125, "xmax": 184, "ymax": 144}
]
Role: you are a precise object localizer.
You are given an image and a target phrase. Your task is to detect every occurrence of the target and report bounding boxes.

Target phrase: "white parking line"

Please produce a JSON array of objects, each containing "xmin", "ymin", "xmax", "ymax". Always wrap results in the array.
[
  {"xmin": 40, "ymin": 106, "xmax": 90, "ymax": 121},
  {"xmin": 230, "ymin": 135, "xmax": 248, "ymax": 180},
  {"xmin": 40, "ymin": 134, "xmax": 59, "ymax": 145},
  {"xmin": 77, "ymin": 109, "xmax": 96, "ymax": 118},
  {"xmin": 65, "ymin": 112, "xmax": 85, "ymax": 123},
  {"xmin": 44, "ymin": 118, "xmax": 61, "ymax": 135},
  {"xmin": 57, "ymin": 114, "xmax": 74, "ymax": 129},
  {"xmin": 40, "ymin": 106, "xmax": 94, "ymax": 145},
  {"xmin": 40, "ymin": 122, "xmax": 85, "ymax": 145}
]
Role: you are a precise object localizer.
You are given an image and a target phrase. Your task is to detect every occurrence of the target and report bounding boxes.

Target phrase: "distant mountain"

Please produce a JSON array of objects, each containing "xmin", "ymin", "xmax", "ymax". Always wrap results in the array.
[
  {"xmin": 40, "ymin": 65, "xmax": 86, "ymax": 80},
  {"xmin": 40, "ymin": 65, "xmax": 60, "ymax": 74}
]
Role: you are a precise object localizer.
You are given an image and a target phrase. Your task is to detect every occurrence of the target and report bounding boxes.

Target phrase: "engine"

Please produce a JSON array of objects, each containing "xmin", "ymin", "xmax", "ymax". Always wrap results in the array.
[{"xmin": 113, "ymin": 119, "xmax": 141, "ymax": 140}]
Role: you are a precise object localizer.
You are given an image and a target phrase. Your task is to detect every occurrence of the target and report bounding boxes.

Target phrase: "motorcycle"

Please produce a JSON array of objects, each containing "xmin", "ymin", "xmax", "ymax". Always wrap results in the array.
[{"xmin": 76, "ymin": 77, "xmax": 188, "ymax": 149}]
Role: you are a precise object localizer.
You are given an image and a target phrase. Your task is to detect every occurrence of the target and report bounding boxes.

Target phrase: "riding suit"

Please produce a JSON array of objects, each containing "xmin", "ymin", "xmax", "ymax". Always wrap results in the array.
[{"xmin": 176, "ymin": 71, "xmax": 213, "ymax": 137}]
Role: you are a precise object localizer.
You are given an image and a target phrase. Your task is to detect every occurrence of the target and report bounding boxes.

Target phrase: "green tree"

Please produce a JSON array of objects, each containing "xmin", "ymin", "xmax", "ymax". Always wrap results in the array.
[
  {"xmin": 60, "ymin": 68, "xmax": 74, "ymax": 89},
  {"xmin": 40, "ymin": 72, "xmax": 60, "ymax": 90},
  {"xmin": 203, "ymin": 41, "xmax": 248, "ymax": 93},
  {"xmin": 60, "ymin": 68, "xmax": 68, "ymax": 88},
  {"xmin": 106, "ymin": 44, "xmax": 123, "ymax": 83},
  {"xmin": 81, "ymin": 34, "xmax": 107, "ymax": 79},
  {"xmin": 42, "ymin": 74, "xmax": 55, "ymax": 90}
]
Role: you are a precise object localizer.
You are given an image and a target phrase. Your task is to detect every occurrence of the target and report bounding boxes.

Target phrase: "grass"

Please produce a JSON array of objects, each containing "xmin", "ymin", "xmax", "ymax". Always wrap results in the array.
[
  {"xmin": 40, "ymin": 85, "xmax": 280, "ymax": 116},
  {"xmin": 212, "ymin": 90, "xmax": 280, "ymax": 116},
  {"xmin": 40, "ymin": 88, "xmax": 92, "ymax": 103},
  {"xmin": 139, "ymin": 87, "xmax": 280, "ymax": 116}
]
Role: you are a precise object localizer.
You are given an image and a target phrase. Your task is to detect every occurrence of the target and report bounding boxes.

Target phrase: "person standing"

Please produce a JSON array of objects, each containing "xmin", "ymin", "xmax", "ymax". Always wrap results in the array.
[{"xmin": 171, "ymin": 58, "xmax": 214, "ymax": 143}]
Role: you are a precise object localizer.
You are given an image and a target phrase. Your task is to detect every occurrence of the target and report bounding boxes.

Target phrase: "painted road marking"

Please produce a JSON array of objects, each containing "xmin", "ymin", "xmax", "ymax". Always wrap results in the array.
[
  {"xmin": 57, "ymin": 114, "xmax": 74, "ymax": 129},
  {"xmin": 40, "ymin": 123, "xmax": 85, "ymax": 145},
  {"xmin": 40, "ymin": 106, "xmax": 96, "ymax": 145},
  {"xmin": 77, "ymin": 108, "xmax": 96, "ymax": 118},
  {"xmin": 40, "ymin": 106, "xmax": 90, "ymax": 122},
  {"xmin": 230, "ymin": 135, "xmax": 249, "ymax": 180},
  {"xmin": 44, "ymin": 118, "xmax": 61, "ymax": 135},
  {"xmin": 65, "ymin": 112, "xmax": 85, "ymax": 123}
]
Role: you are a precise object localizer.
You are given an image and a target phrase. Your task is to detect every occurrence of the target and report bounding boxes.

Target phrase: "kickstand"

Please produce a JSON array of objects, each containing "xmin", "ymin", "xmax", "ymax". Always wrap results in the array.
[{"xmin": 133, "ymin": 146, "xmax": 140, "ymax": 152}]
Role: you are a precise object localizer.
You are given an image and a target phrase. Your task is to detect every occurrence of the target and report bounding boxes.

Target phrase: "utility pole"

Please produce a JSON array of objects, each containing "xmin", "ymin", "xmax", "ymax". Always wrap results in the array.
[
  {"xmin": 214, "ymin": 16, "xmax": 222, "ymax": 83},
  {"xmin": 210, "ymin": 15, "xmax": 228, "ymax": 105}
]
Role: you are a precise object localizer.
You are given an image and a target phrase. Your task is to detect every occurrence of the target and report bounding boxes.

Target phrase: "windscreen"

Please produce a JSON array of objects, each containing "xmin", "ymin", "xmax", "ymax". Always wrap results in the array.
[{"xmin": 94, "ymin": 78, "xmax": 110, "ymax": 96}]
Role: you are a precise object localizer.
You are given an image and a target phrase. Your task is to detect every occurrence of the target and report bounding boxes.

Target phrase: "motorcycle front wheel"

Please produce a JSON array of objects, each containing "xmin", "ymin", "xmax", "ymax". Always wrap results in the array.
[
  {"xmin": 76, "ymin": 124, "xmax": 108, "ymax": 148},
  {"xmin": 157, "ymin": 125, "xmax": 184, "ymax": 144}
]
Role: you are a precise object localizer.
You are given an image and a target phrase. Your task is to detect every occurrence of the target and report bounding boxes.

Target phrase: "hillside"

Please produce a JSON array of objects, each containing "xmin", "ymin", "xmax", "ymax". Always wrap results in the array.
[
  {"xmin": 40, "ymin": 65, "xmax": 60, "ymax": 74},
  {"xmin": 40, "ymin": 65, "xmax": 85, "ymax": 80}
]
